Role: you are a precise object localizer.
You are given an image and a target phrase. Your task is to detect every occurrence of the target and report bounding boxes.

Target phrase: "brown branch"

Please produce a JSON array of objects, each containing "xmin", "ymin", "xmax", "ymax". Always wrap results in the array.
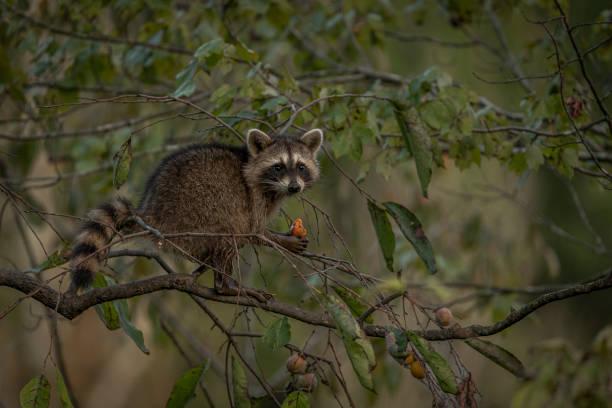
[
  {"xmin": 383, "ymin": 30, "xmax": 479, "ymax": 48},
  {"xmin": 2, "ymin": 266, "xmax": 611, "ymax": 341},
  {"xmin": 470, "ymin": 118, "xmax": 606, "ymax": 137},
  {"xmin": 412, "ymin": 268, "xmax": 612, "ymax": 340},
  {"xmin": 25, "ymin": 81, "xmax": 153, "ymax": 96},
  {"xmin": 0, "ymin": 93, "xmax": 211, "ymax": 142}
]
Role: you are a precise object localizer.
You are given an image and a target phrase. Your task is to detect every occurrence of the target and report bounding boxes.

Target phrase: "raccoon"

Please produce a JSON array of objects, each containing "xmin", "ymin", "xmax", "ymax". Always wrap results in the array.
[{"xmin": 69, "ymin": 128, "xmax": 323, "ymax": 300}]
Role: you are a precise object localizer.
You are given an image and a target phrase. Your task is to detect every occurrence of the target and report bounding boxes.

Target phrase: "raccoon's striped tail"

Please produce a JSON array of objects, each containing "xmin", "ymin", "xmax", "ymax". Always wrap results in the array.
[{"xmin": 70, "ymin": 198, "xmax": 134, "ymax": 290}]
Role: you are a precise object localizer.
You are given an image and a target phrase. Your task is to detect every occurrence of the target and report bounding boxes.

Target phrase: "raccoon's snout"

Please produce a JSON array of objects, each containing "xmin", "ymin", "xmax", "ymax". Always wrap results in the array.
[{"xmin": 288, "ymin": 182, "xmax": 301, "ymax": 194}]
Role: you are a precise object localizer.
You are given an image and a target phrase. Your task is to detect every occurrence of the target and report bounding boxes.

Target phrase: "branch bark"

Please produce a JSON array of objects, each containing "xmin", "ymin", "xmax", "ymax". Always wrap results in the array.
[{"xmin": 2, "ymin": 267, "xmax": 611, "ymax": 341}]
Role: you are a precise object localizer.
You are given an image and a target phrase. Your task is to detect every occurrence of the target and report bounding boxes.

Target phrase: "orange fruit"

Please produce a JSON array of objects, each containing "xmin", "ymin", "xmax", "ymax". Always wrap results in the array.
[
  {"xmin": 410, "ymin": 361, "xmax": 425, "ymax": 379},
  {"xmin": 290, "ymin": 218, "xmax": 307, "ymax": 239},
  {"xmin": 296, "ymin": 373, "xmax": 318, "ymax": 392},
  {"xmin": 404, "ymin": 352, "xmax": 415, "ymax": 366},
  {"xmin": 286, "ymin": 354, "xmax": 307, "ymax": 374}
]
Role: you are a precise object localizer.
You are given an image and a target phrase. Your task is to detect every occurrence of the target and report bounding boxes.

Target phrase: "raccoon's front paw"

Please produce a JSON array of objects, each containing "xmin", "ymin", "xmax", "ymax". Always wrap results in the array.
[{"xmin": 281, "ymin": 234, "xmax": 309, "ymax": 254}]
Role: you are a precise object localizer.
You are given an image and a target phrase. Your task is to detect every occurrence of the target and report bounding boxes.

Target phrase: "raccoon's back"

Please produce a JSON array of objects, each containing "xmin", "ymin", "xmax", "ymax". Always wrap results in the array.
[{"xmin": 138, "ymin": 144, "xmax": 254, "ymax": 235}]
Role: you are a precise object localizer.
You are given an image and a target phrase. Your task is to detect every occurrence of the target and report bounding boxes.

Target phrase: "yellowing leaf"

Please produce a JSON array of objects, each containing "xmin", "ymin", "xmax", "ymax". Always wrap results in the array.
[
  {"xmin": 56, "ymin": 369, "xmax": 74, "ymax": 408},
  {"xmin": 405, "ymin": 331, "xmax": 457, "ymax": 394},
  {"xmin": 19, "ymin": 375, "xmax": 50, "ymax": 408},
  {"xmin": 281, "ymin": 391, "xmax": 309, "ymax": 408}
]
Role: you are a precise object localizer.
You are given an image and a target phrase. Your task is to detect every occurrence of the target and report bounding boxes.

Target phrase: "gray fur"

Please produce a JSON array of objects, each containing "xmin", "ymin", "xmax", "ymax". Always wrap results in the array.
[{"xmin": 70, "ymin": 128, "xmax": 323, "ymax": 297}]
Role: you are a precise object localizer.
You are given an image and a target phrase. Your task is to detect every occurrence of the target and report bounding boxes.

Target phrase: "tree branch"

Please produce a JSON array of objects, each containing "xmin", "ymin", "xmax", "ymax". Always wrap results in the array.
[
  {"xmin": 0, "ymin": 0, "xmax": 192, "ymax": 56},
  {"xmin": 2, "ymin": 267, "xmax": 611, "ymax": 341}
]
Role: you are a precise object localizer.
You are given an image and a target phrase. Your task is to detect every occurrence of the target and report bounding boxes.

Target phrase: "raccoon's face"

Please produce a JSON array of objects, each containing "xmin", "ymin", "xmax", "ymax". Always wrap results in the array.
[{"xmin": 245, "ymin": 128, "xmax": 323, "ymax": 196}]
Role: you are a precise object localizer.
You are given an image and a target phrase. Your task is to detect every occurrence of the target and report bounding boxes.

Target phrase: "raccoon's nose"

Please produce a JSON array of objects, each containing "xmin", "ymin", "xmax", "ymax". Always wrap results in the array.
[{"xmin": 288, "ymin": 182, "xmax": 301, "ymax": 194}]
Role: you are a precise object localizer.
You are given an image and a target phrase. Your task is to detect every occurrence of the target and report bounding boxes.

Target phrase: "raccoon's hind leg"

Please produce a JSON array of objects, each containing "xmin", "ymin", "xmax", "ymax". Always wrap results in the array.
[{"xmin": 212, "ymin": 255, "xmax": 271, "ymax": 303}]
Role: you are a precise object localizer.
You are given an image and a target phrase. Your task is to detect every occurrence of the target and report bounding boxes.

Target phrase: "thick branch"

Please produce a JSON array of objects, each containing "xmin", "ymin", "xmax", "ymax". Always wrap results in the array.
[{"xmin": 2, "ymin": 267, "xmax": 611, "ymax": 341}]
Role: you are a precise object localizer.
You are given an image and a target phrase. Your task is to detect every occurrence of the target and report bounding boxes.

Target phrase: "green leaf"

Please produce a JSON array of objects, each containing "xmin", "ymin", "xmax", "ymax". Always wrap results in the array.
[
  {"xmin": 194, "ymin": 38, "xmax": 224, "ymax": 68},
  {"xmin": 172, "ymin": 59, "xmax": 197, "ymax": 98},
  {"xmin": 383, "ymin": 202, "xmax": 437, "ymax": 274},
  {"xmin": 458, "ymin": 116, "xmax": 473, "ymax": 137},
  {"xmin": 405, "ymin": 331, "xmax": 457, "ymax": 394},
  {"xmin": 56, "ymin": 369, "xmax": 74, "ymax": 408},
  {"xmin": 281, "ymin": 391, "xmax": 310, "ymax": 408},
  {"xmin": 344, "ymin": 337, "xmax": 376, "ymax": 391},
  {"xmin": 465, "ymin": 338, "xmax": 529, "ymax": 378},
  {"xmin": 24, "ymin": 244, "xmax": 70, "ymax": 274},
  {"xmin": 325, "ymin": 295, "xmax": 376, "ymax": 391},
  {"xmin": 496, "ymin": 141, "xmax": 513, "ymax": 161},
  {"xmin": 367, "ymin": 200, "xmax": 395, "ymax": 272},
  {"xmin": 116, "ymin": 296, "xmax": 150, "ymax": 355},
  {"xmin": 393, "ymin": 102, "xmax": 433, "ymax": 198},
  {"xmin": 263, "ymin": 317, "xmax": 291, "ymax": 350},
  {"xmin": 355, "ymin": 337, "xmax": 376, "ymax": 367},
  {"xmin": 92, "ymin": 275, "xmax": 149, "ymax": 354},
  {"xmin": 232, "ymin": 356, "xmax": 251, "ymax": 408},
  {"xmin": 93, "ymin": 274, "xmax": 120, "ymax": 330},
  {"xmin": 332, "ymin": 285, "xmax": 372, "ymax": 324},
  {"xmin": 20, "ymin": 375, "xmax": 50, "ymax": 408},
  {"xmin": 525, "ymin": 144, "xmax": 544, "ymax": 170},
  {"xmin": 418, "ymin": 100, "xmax": 453, "ymax": 130},
  {"xmin": 279, "ymin": 66, "xmax": 299, "ymax": 94},
  {"xmin": 326, "ymin": 102, "xmax": 349, "ymax": 127},
  {"xmin": 558, "ymin": 147, "xmax": 580, "ymax": 178},
  {"xmin": 166, "ymin": 362, "xmax": 209, "ymax": 408},
  {"xmin": 210, "ymin": 84, "xmax": 236, "ymax": 107},
  {"xmin": 235, "ymin": 40, "xmax": 259, "ymax": 62},
  {"xmin": 113, "ymin": 137, "xmax": 132, "ymax": 189},
  {"xmin": 509, "ymin": 152, "xmax": 527, "ymax": 175},
  {"xmin": 260, "ymin": 95, "xmax": 288, "ymax": 112},
  {"xmin": 349, "ymin": 124, "xmax": 371, "ymax": 160},
  {"xmin": 194, "ymin": 39, "xmax": 224, "ymax": 59},
  {"xmin": 325, "ymin": 295, "xmax": 361, "ymax": 338}
]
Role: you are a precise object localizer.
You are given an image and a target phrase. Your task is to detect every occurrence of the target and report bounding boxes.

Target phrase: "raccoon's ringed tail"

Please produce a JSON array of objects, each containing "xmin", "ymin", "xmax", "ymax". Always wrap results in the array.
[{"xmin": 69, "ymin": 198, "xmax": 133, "ymax": 289}]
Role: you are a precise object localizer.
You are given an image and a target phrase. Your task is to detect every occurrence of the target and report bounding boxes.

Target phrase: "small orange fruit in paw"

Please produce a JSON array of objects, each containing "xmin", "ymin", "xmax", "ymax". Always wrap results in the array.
[{"xmin": 290, "ymin": 218, "xmax": 307, "ymax": 239}]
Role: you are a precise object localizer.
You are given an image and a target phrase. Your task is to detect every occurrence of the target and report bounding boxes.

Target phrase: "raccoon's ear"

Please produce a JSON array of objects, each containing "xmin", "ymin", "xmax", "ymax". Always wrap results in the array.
[
  {"xmin": 301, "ymin": 128, "xmax": 323, "ymax": 154},
  {"xmin": 247, "ymin": 129, "xmax": 274, "ymax": 156}
]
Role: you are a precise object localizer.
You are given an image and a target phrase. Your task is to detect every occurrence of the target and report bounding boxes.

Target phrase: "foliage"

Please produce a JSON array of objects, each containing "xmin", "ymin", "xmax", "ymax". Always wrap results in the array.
[
  {"xmin": 166, "ymin": 362, "xmax": 209, "ymax": 408},
  {"xmin": 512, "ymin": 326, "xmax": 612, "ymax": 408},
  {"xmin": 1, "ymin": 0, "xmax": 611, "ymax": 407}
]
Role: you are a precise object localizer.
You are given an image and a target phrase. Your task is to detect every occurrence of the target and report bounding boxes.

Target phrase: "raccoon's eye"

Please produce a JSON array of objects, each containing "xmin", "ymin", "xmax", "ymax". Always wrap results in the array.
[
  {"xmin": 298, "ymin": 163, "xmax": 306, "ymax": 172},
  {"xmin": 273, "ymin": 164, "xmax": 284, "ymax": 172}
]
